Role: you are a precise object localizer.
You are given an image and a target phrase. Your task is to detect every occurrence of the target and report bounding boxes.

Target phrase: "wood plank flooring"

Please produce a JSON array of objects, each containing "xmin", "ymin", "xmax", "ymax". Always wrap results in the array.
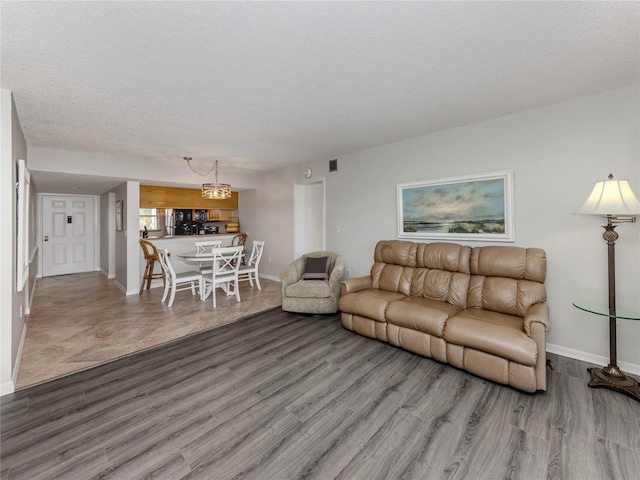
[{"xmin": 2, "ymin": 308, "xmax": 639, "ymax": 480}]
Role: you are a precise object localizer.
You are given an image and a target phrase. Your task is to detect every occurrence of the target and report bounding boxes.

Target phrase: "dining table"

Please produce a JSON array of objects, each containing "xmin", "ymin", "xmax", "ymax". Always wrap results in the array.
[{"xmin": 177, "ymin": 249, "xmax": 244, "ymax": 298}]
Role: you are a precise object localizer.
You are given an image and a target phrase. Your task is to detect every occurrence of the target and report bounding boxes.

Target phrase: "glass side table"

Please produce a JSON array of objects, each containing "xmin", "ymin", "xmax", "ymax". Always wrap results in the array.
[{"xmin": 573, "ymin": 301, "xmax": 640, "ymax": 402}]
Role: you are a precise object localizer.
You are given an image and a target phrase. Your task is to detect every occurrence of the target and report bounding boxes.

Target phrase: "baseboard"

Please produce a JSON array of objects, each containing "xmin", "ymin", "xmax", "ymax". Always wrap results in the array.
[
  {"xmin": 99, "ymin": 269, "xmax": 116, "ymax": 279},
  {"xmin": 12, "ymin": 324, "xmax": 27, "ymax": 386},
  {"xmin": 547, "ymin": 342, "xmax": 640, "ymax": 376},
  {"xmin": 27, "ymin": 275, "xmax": 37, "ymax": 314},
  {"xmin": 0, "ymin": 381, "xmax": 15, "ymax": 396},
  {"xmin": 114, "ymin": 280, "xmax": 126, "ymax": 294},
  {"xmin": 260, "ymin": 273, "xmax": 281, "ymax": 282},
  {"xmin": 1, "ymin": 325, "xmax": 27, "ymax": 397}
]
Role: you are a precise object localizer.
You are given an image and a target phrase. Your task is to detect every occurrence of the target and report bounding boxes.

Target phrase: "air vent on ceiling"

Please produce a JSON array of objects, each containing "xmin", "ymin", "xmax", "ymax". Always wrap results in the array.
[{"xmin": 329, "ymin": 159, "xmax": 338, "ymax": 172}]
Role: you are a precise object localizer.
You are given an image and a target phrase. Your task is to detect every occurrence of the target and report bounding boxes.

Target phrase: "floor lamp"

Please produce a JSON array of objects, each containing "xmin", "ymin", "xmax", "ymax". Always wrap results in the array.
[{"xmin": 575, "ymin": 174, "xmax": 640, "ymax": 400}]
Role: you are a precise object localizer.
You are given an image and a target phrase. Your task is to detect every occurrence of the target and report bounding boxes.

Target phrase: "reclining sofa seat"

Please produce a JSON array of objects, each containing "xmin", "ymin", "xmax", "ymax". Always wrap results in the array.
[{"xmin": 339, "ymin": 240, "xmax": 550, "ymax": 393}]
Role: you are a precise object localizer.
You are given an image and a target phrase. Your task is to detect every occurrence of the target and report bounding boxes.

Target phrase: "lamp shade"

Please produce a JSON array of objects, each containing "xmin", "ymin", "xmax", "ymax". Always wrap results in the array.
[
  {"xmin": 575, "ymin": 174, "xmax": 640, "ymax": 216},
  {"xmin": 201, "ymin": 183, "xmax": 232, "ymax": 199}
]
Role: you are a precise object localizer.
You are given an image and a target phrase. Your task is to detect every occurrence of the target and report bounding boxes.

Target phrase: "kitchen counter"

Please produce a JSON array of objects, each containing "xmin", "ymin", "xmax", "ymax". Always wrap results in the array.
[{"xmin": 146, "ymin": 233, "xmax": 234, "ymax": 240}]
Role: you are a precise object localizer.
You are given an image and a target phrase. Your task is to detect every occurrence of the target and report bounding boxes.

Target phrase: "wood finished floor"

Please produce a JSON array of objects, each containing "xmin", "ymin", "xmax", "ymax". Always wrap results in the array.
[{"xmin": 2, "ymin": 309, "xmax": 639, "ymax": 480}]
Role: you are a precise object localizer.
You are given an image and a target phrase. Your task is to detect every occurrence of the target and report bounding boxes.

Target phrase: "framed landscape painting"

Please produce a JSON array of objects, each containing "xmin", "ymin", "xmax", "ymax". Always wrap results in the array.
[{"xmin": 397, "ymin": 170, "xmax": 515, "ymax": 242}]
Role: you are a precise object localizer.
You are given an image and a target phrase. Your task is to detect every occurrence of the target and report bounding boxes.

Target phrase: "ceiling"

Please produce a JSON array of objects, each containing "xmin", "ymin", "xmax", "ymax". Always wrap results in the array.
[{"xmin": 1, "ymin": 1, "xmax": 639, "ymax": 192}]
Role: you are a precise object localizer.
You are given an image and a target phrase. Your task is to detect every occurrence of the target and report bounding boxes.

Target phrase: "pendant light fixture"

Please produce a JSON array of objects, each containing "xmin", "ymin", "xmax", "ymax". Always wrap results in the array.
[{"xmin": 184, "ymin": 157, "xmax": 232, "ymax": 199}]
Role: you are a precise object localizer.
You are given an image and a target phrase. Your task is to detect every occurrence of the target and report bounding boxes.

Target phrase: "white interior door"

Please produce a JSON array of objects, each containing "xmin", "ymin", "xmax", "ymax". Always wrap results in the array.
[
  {"xmin": 293, "ymin": 180, "xmax": 325, "ymax": 258},
  {"xmin": 42, "ymin": 195, "xmax": 95, "ymax": 277}
]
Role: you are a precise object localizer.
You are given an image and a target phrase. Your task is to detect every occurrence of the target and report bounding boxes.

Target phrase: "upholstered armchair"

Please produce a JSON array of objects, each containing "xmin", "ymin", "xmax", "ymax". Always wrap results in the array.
[{"xmin": 280, "ymin": 251, "xmax": 344, "ymax": 314}]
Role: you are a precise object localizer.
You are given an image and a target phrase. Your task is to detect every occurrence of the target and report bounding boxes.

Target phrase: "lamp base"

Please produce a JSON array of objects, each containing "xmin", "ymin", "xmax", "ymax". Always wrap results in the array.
[{"xmin": 588, "ymin": 367, "xmax": 640, "ymax": 402}]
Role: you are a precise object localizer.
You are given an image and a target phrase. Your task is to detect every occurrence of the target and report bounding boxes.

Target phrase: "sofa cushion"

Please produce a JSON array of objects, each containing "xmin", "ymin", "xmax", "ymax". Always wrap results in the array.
[
  {"xmin": 467, "ymin": 276, "xmax": 547, "ymax": 317},
  {"xmin": 386, "ymin": 297, "xmax": 461, "ymax": 338},
  {"xmin": 285, "ymin": 280, "xmax": 332, "ymax": 299},
  {"xmin": 470, "ymin": 246, "xmax": 546, "ymax": 283},
  {"xmin": 374, "ymin": 240, "xmax": 418, "ymax": 267},
  {"xmin": 416, "ymin": 242, "xmax": 471, "ymax": 273},
  {"xmin": 410, "ymin": 269, "xmax": 470, "ymax": 310},
  {"xmin": 371, "ymin": 263, "xmax": 414, "ymax": 295},
  {"xmin": 444, "ymin": 308, "xmax": 538, "ymax": 366},
  {"xmin": 339, "ymin": 289, "xmax": 406, "ymax": 322}
]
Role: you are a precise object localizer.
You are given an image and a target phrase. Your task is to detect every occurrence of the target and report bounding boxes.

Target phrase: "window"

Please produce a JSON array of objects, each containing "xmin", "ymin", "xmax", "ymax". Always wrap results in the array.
[{"xmin": 139, "ymin": 208, "xmax": 159, "ymax": 231}]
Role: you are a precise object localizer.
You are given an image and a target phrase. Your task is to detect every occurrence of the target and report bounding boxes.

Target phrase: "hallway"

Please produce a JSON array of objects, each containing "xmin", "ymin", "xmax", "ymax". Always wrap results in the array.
[{"xmin": 16, "ymin": 272, "xmax": 282, "ymax": 388}]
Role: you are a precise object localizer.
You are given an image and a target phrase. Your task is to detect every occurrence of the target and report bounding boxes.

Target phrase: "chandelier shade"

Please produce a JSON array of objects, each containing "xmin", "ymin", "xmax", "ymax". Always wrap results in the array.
[
  {"xmin": 201, "ymin": 181, "xmax": 232, "ymax": 199},
  {"xmin": 184, "ymin": 157, "xmax": 232, "ymax": 199}
]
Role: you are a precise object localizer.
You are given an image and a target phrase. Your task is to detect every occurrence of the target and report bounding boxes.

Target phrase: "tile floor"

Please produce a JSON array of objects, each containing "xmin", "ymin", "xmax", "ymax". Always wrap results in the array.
[{"xmin": 16, "ymin": 272, "xmax": 282, "ymax": 389}]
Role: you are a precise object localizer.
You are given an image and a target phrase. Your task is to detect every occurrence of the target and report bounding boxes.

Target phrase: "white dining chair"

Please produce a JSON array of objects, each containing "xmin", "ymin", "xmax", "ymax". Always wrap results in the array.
[
  {"xmin": 200, "ymin": 246, "xmax": 244, "ymax": 308},
  {"xmin": 238, "ymin": 241, "xmax": 265, "ymax": 290},
  {"xmin": 195, "ymin": 240, "xmax": 222, "ymax": 275},
  {"xmin": 195, "ymin": 240, "xmax": 222, "ymax": 254},
  {"xmin": 157, "ymin": 248, "xmax": 203, "ymax": 307}
]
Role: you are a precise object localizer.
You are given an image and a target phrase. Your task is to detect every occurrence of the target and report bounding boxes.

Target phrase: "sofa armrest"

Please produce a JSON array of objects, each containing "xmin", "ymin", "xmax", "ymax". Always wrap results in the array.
[
  {"xmin": 340, "ymin": 276, "xmax": 372, "ymax": 296},
  {"xmin": 524, "ymin": 302, "xmax": 550, "ymax": 336}
]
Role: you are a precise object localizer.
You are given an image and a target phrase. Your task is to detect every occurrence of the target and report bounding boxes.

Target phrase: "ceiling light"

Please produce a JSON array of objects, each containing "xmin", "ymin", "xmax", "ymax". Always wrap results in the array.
[{"xmin": 184, "ymin": 157, "xmax": 232, "ymax": 199}]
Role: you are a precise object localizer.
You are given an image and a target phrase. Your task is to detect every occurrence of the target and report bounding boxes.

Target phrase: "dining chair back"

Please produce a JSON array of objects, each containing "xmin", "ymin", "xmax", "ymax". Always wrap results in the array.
[
  {"xmin": 238, "ymin": 241, "xmax": 265, "ymax": 290},
  {"xmin": 195, "ymin": 240, "xmax": 222, "ymax": 254},
  {"xmin": 157, "ymin": 248, "xmax": 203, "ymax": 307},
  {"xmin": 139, "ymin": 239, "xmax": 165, "ymax": 295},
  {"xmin": 201, "ymin": 246, "xmax": 243, "ymax": 308},
  {"xmin": 195, "ymin": 240, "xmax": 223, "ymax": 274}
]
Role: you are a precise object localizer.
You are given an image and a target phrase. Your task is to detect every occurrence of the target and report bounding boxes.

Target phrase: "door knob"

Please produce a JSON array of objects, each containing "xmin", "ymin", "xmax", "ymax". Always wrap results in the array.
[{"xmin": 44, "ymin": 235, "xmax": 49, "ymax": 242}]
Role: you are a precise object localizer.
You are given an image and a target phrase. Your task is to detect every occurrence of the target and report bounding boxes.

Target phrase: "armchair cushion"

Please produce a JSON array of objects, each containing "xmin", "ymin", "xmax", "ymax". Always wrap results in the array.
[
  {"xmin": 285, "ymin": 280, "xmax": 332, "ymax": 298},
  {"xmin": 302, "ymin": 256, "xmax": 330, "ymax": 280}
]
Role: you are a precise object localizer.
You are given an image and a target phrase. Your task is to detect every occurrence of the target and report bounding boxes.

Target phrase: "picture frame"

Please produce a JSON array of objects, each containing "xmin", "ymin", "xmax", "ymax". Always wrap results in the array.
[
  {"xmin": 397, "ymin": 170, "xmax": 515, "ymax": 242},
  {"xmin": 115, "ymin": 200, "xmax": 123, "ymax": 231},
  {"xmin": 16, "ymin": 159, "xmax": 30, "ymax": 291}
]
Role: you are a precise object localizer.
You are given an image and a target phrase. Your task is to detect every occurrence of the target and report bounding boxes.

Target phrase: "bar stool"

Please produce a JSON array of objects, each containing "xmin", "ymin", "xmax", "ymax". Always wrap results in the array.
[
  {"xmin": 139, "ymin": 239, "xmax": 165, "ymax": 294},
  {"xmin": 231, "ymin": 233, "xmax": 248, "ymax": 265}
]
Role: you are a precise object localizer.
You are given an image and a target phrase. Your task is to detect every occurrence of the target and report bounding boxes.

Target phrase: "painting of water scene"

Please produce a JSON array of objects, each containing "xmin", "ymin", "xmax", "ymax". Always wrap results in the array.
[{"xmin": 397, "ymin": 170, "xmax": 515, "ymax": 242}]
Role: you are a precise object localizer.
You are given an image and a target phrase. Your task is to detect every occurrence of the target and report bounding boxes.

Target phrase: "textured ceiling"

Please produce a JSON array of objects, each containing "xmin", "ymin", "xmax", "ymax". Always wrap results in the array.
[{"xmin": 1, "ymin": 1, "xmax": 639, "ymax": 182}]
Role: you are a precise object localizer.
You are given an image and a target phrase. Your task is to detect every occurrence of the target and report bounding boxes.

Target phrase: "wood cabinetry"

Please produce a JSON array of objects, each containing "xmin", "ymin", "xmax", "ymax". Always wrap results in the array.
[
  {"xmin": 207, "ymin": 209, "xmax": 235, "ymax": 221},
  {"xmin": 140, "ymin": 185, "xmax": 238, "ymax": 209}
]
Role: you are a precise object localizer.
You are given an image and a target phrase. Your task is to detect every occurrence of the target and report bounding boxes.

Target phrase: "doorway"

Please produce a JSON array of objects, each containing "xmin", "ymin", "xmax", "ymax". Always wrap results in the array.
[
  {"xmin": 293, "ymin": 179, "xmax": 325, "ymax": 258},
  {"xmin": 41, "ymin": 195, "xmax": 96, "ymax": 277}
]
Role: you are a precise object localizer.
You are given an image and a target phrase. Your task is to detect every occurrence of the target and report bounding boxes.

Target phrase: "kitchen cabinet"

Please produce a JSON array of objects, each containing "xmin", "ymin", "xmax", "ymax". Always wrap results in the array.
[
  {"xmin": 207, "ymin": 209, "xmax": 236, "ymax": 221},
  {"xmin": 140, "ymin": 185, "xmax": 238, "ymax": 209}
]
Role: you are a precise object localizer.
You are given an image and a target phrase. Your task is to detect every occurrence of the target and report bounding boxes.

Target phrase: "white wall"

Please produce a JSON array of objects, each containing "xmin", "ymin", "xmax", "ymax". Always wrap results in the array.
[
  {"xmin": 111, "ymin": 181, "xmax": 141, "ymax": 294},
  {"xmin": 244, "ymin": 84, "xmax": 639, "ymax": 372},
  {"xmin": 100, "ymin": 192, "xmax": 116, "ymax": 278},
  {"xmin": 294, "ymin": 180, "xmax": 325, "ymax": 257},
  {"xmin": 322, "ymin": 85, "xmax": 639, "ymax": 370},
  {"xmin": 242, "ymin": 167, "xmax": 299, "ymax": 280},
  {"xmin": 0, "ymin": 89, "xmax": 31, "ymax": 395}
]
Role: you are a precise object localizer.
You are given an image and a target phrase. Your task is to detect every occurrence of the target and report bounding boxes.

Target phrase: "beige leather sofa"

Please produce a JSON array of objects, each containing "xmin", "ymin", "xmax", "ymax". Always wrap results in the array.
[{"xmin": 339, "ymin": 240, "xmax": 550, "ymax": 393}]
